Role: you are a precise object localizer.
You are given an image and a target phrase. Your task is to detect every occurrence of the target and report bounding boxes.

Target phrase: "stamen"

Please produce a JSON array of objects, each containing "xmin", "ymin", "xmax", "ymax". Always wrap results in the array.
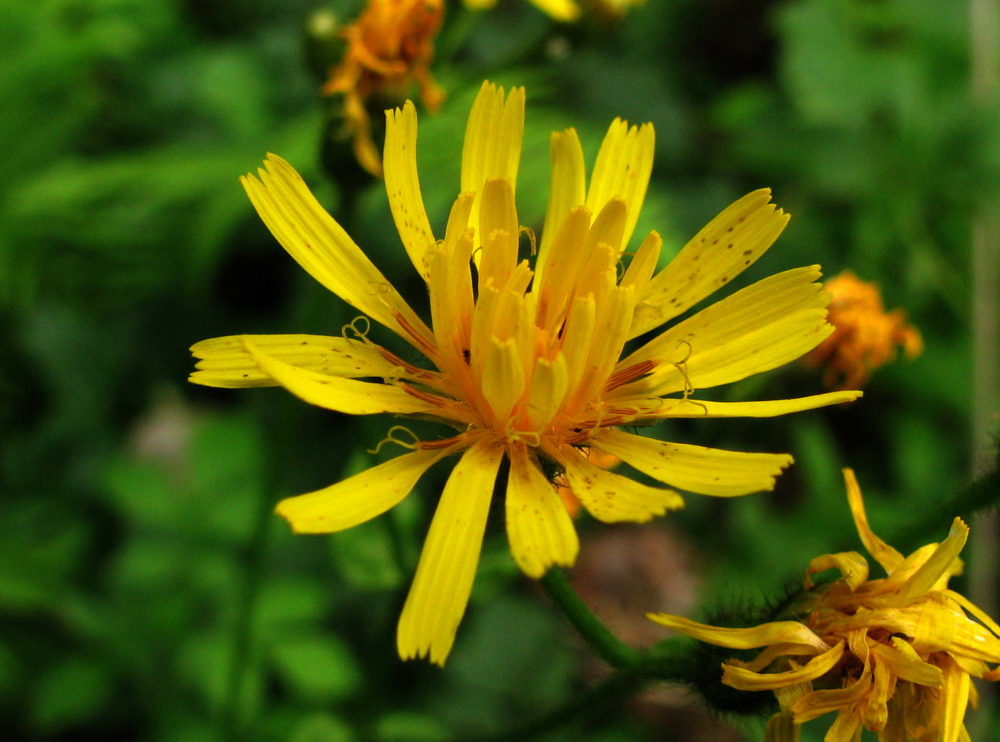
[
  {"xmin": 392, "ymin": 309, "xmax": 438, "ymax": 357},
  {"xmin": 342, "ymin": 316, "xmax": 373, "ymax": 343},
  {"xmin": 604, "ymin": 359, "xmax": 657, "ymax": 391},
  {"xmin": 399, "ymin": 382, "xmax": 451, "ymax": 406},
  {"xmin": 505, "ymin": 414, "xmax": 543, "ymax": 447},
  {"xmin": 673, "ymin": 338, "xmax": 696, "ymax": 399},
  {"xmin": 367, "ymin": 425, "xmax": 420, "ymax": 454},
  {"xmin": 519, "ymin": 225, "xmax": 537, "ymax": 256},
  {"xmin": 377, "ymin": 346, "xmax": 435, "ymax": 379},
  {"xmin": 416, "ymin": 434, "xmax": 466, "ymax": 450},
  {"xmin": 683, "ymin": 399, "xmax": 709, "ymax": 416}
]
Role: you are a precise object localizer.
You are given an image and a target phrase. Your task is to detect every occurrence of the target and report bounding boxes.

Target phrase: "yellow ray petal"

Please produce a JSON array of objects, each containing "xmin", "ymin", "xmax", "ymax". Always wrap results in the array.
[
  {"xmin": 478, "ymin": 178, "xmax": 519, "ymax": 292},
  {"xmin": 506, "ymin": 445, "xmax": 579, "ymax": 578},
  {"xmin": 943, "ymin": 590, "xmax": 1000, "ymax": 639},
  {"xmin": 461, "ymin": 82, "xmax": 524, "ymax": 249},
  {"xmin": 585, "ymin": 118, "xmax": 654, "ymax": 252},
  {"xmin": 895, "ymin": 518, "xmax": 969, "ymax": 603},
  {"xmin": 428, "ymin": 194, "xmax": 476, "ymax": 381},
  {"xmin": 862, "ymin": 656, "xmax": 892, "ymax": 731},
  {"xmin": 623, "ymin": 267, "xmax": 833, "ymax": 395},
  {"xmin": 734, "ymin": 642, "xmax": 824, "ymax": 673},
  {"xmin": 940, "ymin": 655, "xmax": 972, "ymax": 742},
  {"xmin": 526, "ymin": 353, "xmax": 569, "ymax": 430},
  {"xmin": 566, "ymin": 286, "xmax": 635, "ymax": 413},
  {"xmin": 647, "ymin": 614, "xmax": 829, "ymax": 652},
  {"xmin": 559, "ymin": 294, "xmax": 597, "ymax": 397},
  {"xmin": 842, "ymin": 469, "xmax": 904, "ymax": 575},
  {"xmin": 724, "ymin": 641, "xmax": 845, "ymax": 691},
  {"xmin": 275, "ymin": 447, "xmax": 456, "ymax": 533},
  {"xmin": 620, "ymin": 231, "xmax": 662, "ymax": 292},
  {"xmin": 480, "ymin": 336, "xmax": 526, "ymax": 423},
  {"xmin": 384, "ymin": 101, "xmax": 435, "ymax": 280},
  {"xmin": 469, "ymin": 279, "xmax": 501, "ymax": 391},
  {"xmin": 242, "ymin": 338, "xmax": 460, "ymax": 419},
  {"xmin": 535, "ymin": 207, "xmax": 592, "ymax": 332},
  {"xmin": 869, "ymin": 640, "xmax": 943, "ymax": 687},
  {"xmin": 628, "ymin": 392, "xmax": 863, "ymax": 420},
  {"xmin": 804, "ymin": 551, "xmax": 869, "ymax": 591},
  {"xmin": 526, "ymin": 0, "xmax": 580, "ymax": 21},
  {"xmin": 630, "ymin": 189, "xmax": 789, "ymax": 337},
  {"xmin": 550, "ymin": 442, "xmax": 683, "ymax": 523},
  {"xmin": 587, "ymin": 198, "xmax": 628, "ymax": 256},
  {"xmin": 763, "ymin": 711, "xmax": 799, "ymax": 742},
  {"xmin": 241, "ymin": 155, "xmax": 433, "ymax": 351},
  {"xmin": 537, "ymin": 128, "xmax": 586, "ymax": 287},
  {"xmin": 190, "ymin": 333, "xmax": 401, "ymax": 387},
  {"xmin": 591, "ymin": 429, "xmax": 793, "ymax": 497},
  {"xmin": 824, "ymin": 704, "xmax": 864, "ymax": 742},
  {"xmin": 792, "ymin": 662, "xmax": 872, "ymax": 723},
  {"xmin": 397, "ymin": 439, "xmax": 504, "ymax": 665}
]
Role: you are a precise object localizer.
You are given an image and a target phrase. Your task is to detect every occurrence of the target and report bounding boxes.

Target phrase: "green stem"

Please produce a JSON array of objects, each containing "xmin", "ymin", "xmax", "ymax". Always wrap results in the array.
[
  {"xmin": 480, "ymin": 572, "xmax": 694, "ymax": 741},
  {"xmin": 219, "ymin": 398, "xmax": 287, "ymax": 742},
  {"xmin": 539, "ymin": 567, "xmax": 641, "ymax": 669}
]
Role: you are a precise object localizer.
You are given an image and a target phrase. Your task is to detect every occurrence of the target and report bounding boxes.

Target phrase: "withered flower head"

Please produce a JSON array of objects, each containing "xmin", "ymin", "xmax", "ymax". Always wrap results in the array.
[{"xmin": 651, "ymin": 470, "xmax": 1000, "ymax": 742}]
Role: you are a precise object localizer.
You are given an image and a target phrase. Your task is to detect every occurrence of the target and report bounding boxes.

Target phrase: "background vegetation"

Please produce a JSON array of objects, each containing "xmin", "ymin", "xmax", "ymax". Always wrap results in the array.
[{"xmin": 2, "ymin": 0, "xmax": 997, "ymax": 740}]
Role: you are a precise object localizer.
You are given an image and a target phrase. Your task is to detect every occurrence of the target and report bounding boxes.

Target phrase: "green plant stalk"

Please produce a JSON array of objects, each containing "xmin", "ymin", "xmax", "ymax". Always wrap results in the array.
[
  {"xmin": 219, "ymin": 397, "xmax": 288, "ymax": 742},
  {"xmin": 540, "ymin": 566, "xmax": 642, "ymax": 669}
]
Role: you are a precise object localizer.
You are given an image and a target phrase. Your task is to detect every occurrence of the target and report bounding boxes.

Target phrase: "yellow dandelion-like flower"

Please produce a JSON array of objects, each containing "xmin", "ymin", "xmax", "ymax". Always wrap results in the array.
[
  {"xmin": 321, "ymin": 0, "xmax": 444, "ymax": 176},
  {"xmin": 190, "ymin": 81, "xmax": 860, "ymax": 665},
  {"xmin": 650, "ymin": 469, "xmax": 1000, "ymax": 742},
  {"xmin": 805, "ymin": 270, "xmax": 923, "ymax": 390}
]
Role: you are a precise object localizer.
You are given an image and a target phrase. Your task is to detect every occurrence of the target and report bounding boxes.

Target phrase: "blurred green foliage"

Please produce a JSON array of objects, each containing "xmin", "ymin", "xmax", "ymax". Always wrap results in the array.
[{"xmin": 2, "ymin": 0, "xmax": 997, "ymax": 740}]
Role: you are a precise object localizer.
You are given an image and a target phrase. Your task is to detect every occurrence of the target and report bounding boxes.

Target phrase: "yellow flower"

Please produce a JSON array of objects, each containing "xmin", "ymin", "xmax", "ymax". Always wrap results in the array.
[
  {"xmin": 463, "ymin": 0, "xmax": 580, "ymax": 22},
  {"xmin": 321, "ymin": 0, "xmax": 444, "ymax": 176},
  {"xmin": 650, "ymin": 469, "xmax": 1000, "ymax": 742},
  {"xmin": 190, "ymin": 81, "xmax": 860, "ymax": 665},
  {"xmin": 805, "ymin": 270, "xmax": 923, "ymax": 389},
  {"xmin": 462, "ymin": 0, "xmax": 643, "ymax": 22}
]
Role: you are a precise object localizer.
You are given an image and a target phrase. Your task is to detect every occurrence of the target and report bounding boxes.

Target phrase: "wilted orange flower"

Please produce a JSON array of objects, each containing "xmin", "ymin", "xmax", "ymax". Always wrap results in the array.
[
  {"xmin": 806, "ymin": 271, "xmax": 922, "ymax": 389},
  {"xmin": 650, "ymin": 469, "xmax": 1000, "ymax": 742},
  {"xmin": 322, "ymin": 0, "xmax": 444, "ymax": 176}
]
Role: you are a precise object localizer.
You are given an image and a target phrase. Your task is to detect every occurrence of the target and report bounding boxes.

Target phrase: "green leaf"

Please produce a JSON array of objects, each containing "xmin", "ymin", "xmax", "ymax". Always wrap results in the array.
[
  {"xmin": 328, "ymin": 517, "xmax": 406, "ymax": 591},
  {"xmin": 288, "ymin": 713, "xmax": 354, "ymax": 742},
  {"xmin": 254, "ymin": 576, "xmax": 332, "ymax": 631},
  {"xmin": 30, "ymin": 657, "xmax": 113, "ymax": 735},
  {"xmin": 374, "ymin": 712, "xmax": 449, "ymax": 742},
  {"xmin": 268, "ymin": 633, "xmax": 362, "ymax": 703}
]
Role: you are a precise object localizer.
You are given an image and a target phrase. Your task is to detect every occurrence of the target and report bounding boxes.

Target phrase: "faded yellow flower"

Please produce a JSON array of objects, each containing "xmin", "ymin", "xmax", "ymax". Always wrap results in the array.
[
  {"xmin": 322, "ymin": 0, "xmax": 444, "ymax": 176},
  {"xmin": 806, "ymin": 270, "xmax": 922, "ymax": 389},
  {"xmin": 650, "ymin": 470, "xmax": 1000, "ymax": 742},
  {"xmin": 191, "ymin": 81, "xmax": 859, "ymax": 665},
  {"xmin": 581, "ymin": 0, "xmax": 645, "ymax": 22}
]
